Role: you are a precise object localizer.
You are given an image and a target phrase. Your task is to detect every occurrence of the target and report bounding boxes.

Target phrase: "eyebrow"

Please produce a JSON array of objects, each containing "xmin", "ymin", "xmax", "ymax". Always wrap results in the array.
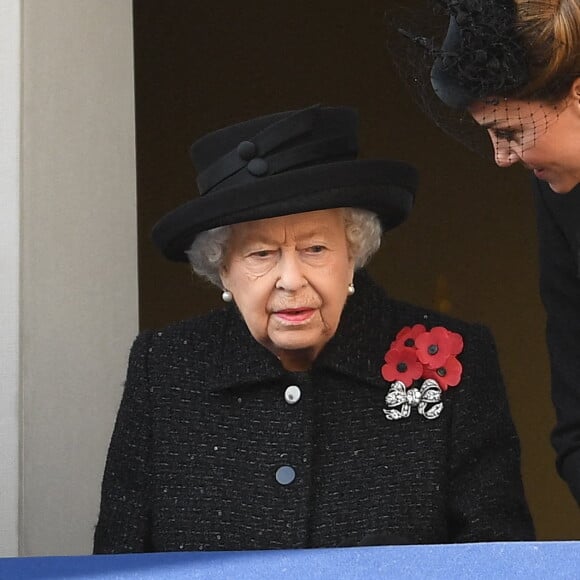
[
  {"xmin": 239, "ymin": 229, "xmax": 333, "ymax": 249},
  {"xmin": 479, "ymin": 121, "xmax": 517, "ymax": 131},
  {"xmin": 294, "ymin": 227, "xmax": 333, "ymax": 239}
]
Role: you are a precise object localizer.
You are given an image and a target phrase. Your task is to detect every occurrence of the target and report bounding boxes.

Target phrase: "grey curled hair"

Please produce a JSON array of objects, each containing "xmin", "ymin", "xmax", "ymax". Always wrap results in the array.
[{"xmin": 186, "ymin": 207, "xmax": 383, "ymax": 288}]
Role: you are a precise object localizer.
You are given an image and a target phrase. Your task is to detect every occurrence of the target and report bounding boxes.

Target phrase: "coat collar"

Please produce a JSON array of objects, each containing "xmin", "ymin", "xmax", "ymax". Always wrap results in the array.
[{"xmin": 204, "ymin": 270, "xmax": 396, "ymax": 392}]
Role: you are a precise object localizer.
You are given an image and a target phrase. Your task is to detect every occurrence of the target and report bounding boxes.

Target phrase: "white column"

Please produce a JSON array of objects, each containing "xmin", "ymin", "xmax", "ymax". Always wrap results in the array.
[
  {"xmin": 20, "ymin": 0, "xmax": 138, "ymax": 555},
  {"xmin": 0, "ymin": 0, "xmax": 22, "ymax": 557}
]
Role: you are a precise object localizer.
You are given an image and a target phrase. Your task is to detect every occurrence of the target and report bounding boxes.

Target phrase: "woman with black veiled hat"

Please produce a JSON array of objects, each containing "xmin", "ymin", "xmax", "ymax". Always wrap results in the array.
[
  {"xmin": 93, "ymin": 105, "xmax": 534, "ymax": 553},
  {"xmin": 391, "ymin": 0, "xmax": 580, "ymax": 505}
]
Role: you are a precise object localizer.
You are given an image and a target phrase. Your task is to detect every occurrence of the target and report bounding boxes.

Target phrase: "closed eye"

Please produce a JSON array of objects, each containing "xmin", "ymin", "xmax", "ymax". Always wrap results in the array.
[
  {"xmin": 249, "ymin": 249, "xmax": 275, "ymax": 258},
  {"xmin": 493, "ymin": 128, "xmax": 518, "ymax": 142}
]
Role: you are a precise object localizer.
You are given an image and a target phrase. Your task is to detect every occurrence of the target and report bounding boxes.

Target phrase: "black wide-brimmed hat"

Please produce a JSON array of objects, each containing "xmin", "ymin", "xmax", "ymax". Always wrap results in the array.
[{"xmin": 152, "ymin": 105, "xmax": 418, "ymax": 262}]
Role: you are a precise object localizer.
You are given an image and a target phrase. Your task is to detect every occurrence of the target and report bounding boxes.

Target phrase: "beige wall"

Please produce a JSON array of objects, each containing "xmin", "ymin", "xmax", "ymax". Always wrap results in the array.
[
  {"xmin": 0, "ymin": 0, "xmax": 21, "ymax": 557},
  {"xmin": 18, "ymin": 0, "xmax": 138, "ymax": 556}
]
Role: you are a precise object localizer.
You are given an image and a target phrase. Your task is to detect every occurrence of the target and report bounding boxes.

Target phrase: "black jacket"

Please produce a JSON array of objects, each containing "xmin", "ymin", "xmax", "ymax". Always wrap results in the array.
[
  {"xmin": 94, "ymin": 271, "xmax": 534, "ymax": 553},
  {"xmin": 534, "ymin": 177, "xmax": 580, "ymax": 503}
]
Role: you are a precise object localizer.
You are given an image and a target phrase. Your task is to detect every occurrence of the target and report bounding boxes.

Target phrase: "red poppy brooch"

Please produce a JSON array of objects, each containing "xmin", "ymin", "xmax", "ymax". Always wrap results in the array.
[{"xmin": 381, "ymin": 324, "xmax": 464, "ymax": 421}]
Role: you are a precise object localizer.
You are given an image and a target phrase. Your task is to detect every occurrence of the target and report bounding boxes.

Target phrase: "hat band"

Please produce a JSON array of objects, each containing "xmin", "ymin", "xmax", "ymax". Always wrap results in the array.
[
  {"xmin": 201, "ymin": 133, "xmax": 358, "ymax": 196},
  {"xmin": 196, "ymin": 105, "xmax": 319, "ymax": 195}
]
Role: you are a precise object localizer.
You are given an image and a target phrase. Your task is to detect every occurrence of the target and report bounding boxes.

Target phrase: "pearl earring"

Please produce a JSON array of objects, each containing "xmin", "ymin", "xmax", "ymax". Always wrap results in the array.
[
  {"xmin": 221, "ymin": 290, "xmax": 233, "ymax": 303},
  {"xmin": 347, "ymin": 283, "xmax": 355, "ymax": 296}
]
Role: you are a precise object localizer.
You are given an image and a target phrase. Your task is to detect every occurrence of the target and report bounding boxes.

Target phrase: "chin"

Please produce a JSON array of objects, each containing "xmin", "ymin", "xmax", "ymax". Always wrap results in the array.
[
  {"xmin": 273, "ymin": 340, "xmax": 319, "ymax": 354},
  {"xmin": 547, "ymin": 180, "xmax": 578, "ymax": 194}
]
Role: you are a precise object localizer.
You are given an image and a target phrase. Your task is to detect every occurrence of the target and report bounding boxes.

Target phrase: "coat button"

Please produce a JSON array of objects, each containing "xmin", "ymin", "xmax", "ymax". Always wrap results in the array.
[
  {"xmin": 284, "ymin": 385, "xmax": 301, "ymax": 404},
  {"xmin": 275, "ymin": 465, "xmax": 296, "ymax": 485}
]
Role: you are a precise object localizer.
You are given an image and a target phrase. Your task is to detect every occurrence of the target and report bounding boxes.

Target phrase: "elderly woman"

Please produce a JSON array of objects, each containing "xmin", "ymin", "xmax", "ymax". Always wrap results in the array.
[{"xmin": 93, "ymin": 105, "xmax": 534, "ymax": 553}]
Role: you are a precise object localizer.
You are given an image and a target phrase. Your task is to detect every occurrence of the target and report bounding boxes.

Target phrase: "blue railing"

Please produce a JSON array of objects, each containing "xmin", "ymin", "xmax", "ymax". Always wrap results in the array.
[{"xmin": 1, "ymin": 541, "xmax": 579, "ymax": 579}]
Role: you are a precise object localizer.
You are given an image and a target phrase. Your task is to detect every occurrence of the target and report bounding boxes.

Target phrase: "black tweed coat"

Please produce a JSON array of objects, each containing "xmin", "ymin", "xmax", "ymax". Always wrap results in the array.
[
  {"xmin": 94, "ymin": 270, "xmax": 534, "ymax": 553},
  {"xmin": 534, "ymin": 177, "xmax": 580, "ymax": 504}
]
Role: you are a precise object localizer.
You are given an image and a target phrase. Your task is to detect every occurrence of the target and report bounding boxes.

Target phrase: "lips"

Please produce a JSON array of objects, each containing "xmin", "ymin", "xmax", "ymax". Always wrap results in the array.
[
  {"xmin": 528, "ymin": 165, "xmax": 548, "ymax": 180},
  {"xmin": 533, "ymin": 168, "xmax": 546, "ymax": 179},
  {"xmin": 273, "ymin": 308, "xmax": 316, "ymax": 323}
]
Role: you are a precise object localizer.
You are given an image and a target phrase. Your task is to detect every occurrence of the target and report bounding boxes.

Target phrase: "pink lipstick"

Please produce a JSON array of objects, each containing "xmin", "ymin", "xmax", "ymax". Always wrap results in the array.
[{"xmin": 274, "ymin": 308, "xmax": 315, "ymax": 323}]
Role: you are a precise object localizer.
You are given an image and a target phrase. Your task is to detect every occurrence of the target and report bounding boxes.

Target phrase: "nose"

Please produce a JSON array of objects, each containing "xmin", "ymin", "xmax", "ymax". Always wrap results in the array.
[
  {"xmin": 275, "ymin": 252, "xmax": 307, "ymax": 292},
  {"xmin": 491, "ymin": 137, "xmax": 519, "ymax": 168}
]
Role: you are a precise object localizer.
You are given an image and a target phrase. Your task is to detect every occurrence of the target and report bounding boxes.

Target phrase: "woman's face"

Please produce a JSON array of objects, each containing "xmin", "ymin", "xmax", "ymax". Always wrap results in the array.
[
  {"xmin": 220, "ymin": 208, "xmax": 354, "ymax": 371},
  {"xmin": 469, "ymin": 81, "xmax": 580, "ymax": 193}
]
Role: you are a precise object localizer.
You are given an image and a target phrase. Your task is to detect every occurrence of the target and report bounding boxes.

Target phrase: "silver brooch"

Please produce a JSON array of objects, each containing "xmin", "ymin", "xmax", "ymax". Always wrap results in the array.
[{"xmin": 383, "ymin": 379, "xmax": 443, "ymax": 421}]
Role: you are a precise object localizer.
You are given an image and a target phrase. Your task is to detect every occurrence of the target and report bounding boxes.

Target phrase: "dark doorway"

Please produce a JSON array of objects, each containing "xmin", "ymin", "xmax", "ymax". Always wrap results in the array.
[{"xmin": 133, "ymin": 0, "xmax": 579, "ymax": 538}]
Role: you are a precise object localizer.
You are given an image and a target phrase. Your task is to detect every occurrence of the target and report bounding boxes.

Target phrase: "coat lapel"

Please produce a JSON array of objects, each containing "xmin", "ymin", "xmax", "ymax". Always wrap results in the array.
[{"xmin": 313, "ymin": 269, "xmax": 397, "ymax": 390}]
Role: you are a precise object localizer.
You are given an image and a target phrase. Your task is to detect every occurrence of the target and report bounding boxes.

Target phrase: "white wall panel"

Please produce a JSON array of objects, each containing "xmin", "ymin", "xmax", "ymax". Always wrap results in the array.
[
  {"xmin": 0, "ymin": 0, "xmax": 22, "ymax": 558},
  {"xmin": 20, "ymin": 0, "xmax": 138, "ymax": 555}
]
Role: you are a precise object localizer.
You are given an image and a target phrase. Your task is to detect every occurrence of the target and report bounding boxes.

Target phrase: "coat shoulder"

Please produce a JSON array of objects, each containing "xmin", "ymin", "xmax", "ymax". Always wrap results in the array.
[
  {"xmin": 386, "ymin": 295, "xmax": 489, "ymax": 339},
  {"xmin": 357, "ymin": 270, "xmax": 488, "ymax": 339},
  {"xmin": 138, "ymin": 308, "xmax": 229, "ymax": 345},
  {"xmin": 128, "ymin": 307, "xmax": 232, "ymax": 371}
]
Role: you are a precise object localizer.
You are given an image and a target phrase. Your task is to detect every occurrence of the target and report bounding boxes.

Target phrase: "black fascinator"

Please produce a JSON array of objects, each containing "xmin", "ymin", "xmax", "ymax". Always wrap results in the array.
[
  {"xmin": 429, "ymin": 0, "xmax": 528, "ymax": 107},
  {"xmin": 386, "ymin": 0, "xmax": 530, "ymax": 156}
]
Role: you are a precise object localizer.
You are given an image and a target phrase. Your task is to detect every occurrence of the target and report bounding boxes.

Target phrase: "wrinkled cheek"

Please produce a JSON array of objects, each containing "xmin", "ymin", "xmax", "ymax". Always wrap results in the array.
[{"xmin": 318, "ymin": 306, "xmax": 340, "ymax": 336}]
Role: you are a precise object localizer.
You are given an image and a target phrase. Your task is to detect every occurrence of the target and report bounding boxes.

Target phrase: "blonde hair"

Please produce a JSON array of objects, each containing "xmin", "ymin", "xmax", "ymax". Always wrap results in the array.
[
  {"xmin": 186, "ymin": 207, "xmax": 383, "ymax": 288},
  {"xmin": 515, "ymin": 0, "xmax": 580, "ymax": 100}
]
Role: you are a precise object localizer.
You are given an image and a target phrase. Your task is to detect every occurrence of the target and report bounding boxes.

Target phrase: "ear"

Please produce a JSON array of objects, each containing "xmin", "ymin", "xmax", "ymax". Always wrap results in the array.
[
  {"xmin": 347, "ymin": 257, "xmax": 356, "ymax": 287},
  {"xmin": 567, "ymin": 78, "xmax": 580, "ymax": 120},
  {"xmin": 570, "ymin": 77, "xmax": 580, "ymax": 101},
  {"xmin": 219, "ymin": 265, "xmax": 229, "ymax": 290}
]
